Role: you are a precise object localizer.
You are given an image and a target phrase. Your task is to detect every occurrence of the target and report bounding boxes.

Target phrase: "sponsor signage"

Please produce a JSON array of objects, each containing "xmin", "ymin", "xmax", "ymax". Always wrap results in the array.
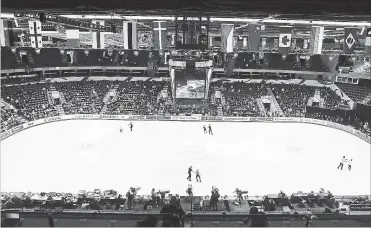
[
  {"xmin": 1, "ymin": 115, "xmax": 370, "ymax": 144},
  {"xmin": 129, "ymin": 115, "xmax": 146, "ymax": 120},
  {"xmin": 273, "ymin": 117, "xmax": 298, "ymax": 122},
  {"xmin": 44, "ymin": 116, "xmax": 62, "ymax": 123},
  {"xmin": 250, "ymin": 117, "xmax": 273, "ymax": 122},
  {"xmin": 222, "ymin": 117, "xmax": 250, "ymax": 121},
  {"xmin": 76, "ymin": 114, "xmax": 100, "ymax": 119},
  {"xmin": 11, "ymin": 125, "xmax": 24, "ymax": 134},
  {"xmin": 354, "ymin": 130, "xmax": 371, "ymax": 143},
  {"xmin": 171, "ymin": 116, "xmax": 200, "ymax": 121},
  {"xmin": 99, "ymin": 115, "xmax": 120, "ymax": 119},
  {"xmin": 201, "ymin": 116, "xmax": 223, "ymax": 121},
  {"xmin": 146, "ymin": 115, "xmax": 165, "ymax": 120},
  {"xmin": 1, "ymin": 130, "xmax": 13, "ymax": 140}
]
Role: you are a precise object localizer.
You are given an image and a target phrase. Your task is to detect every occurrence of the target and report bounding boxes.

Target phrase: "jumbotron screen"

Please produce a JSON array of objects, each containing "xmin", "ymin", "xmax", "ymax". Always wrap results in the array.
[{"xmin": 174, "ymin": 69, "xmax": 206, "ymax": 99}]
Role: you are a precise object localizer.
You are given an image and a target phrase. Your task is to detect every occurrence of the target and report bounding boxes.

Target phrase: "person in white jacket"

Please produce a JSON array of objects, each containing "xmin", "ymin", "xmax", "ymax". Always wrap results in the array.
[{"xmin": 337, "ymin": 156, "xmax": 347, "ymax": 170}]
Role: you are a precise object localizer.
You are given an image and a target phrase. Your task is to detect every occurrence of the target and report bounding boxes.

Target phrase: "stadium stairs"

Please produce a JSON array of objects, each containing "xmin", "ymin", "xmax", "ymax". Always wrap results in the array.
[
  {"xmin": 1, "ymin": 100, "xmax": 28, "ymax": 123},
  {"xmin": 307, "ymin": 97, "xmax": 314, "ymax": 106},
  {"xmin": 49, "ymin": 85, "xmax": 65, "ymax": 115},
  {"xmin": 256, "ymin": 98, "xmax": 267, "ymax": 116},
  {"xmin": 266, "ymin": 88, "xmax": 285, "ymax": 117},
  {"xmin": 314, "ymin": 89, "xmax": 325, "ymax": 108},
  {"xmin": 156, "ymin": 85, "xmax": 170, "ymax": 115},
  {"xmin": 100, "ymin": 85, "xmax": 120, "ymax": 114}
]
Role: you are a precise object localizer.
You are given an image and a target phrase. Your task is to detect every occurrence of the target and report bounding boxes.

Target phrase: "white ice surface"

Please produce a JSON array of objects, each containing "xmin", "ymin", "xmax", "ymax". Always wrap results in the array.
[{"xmin": 1, "ymin": 120, "xmax": 370, "ymax": 196}]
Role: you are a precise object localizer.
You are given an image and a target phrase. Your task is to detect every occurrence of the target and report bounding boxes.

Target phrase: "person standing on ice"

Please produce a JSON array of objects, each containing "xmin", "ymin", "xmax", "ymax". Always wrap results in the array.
[
  {"xmin": 203, "ymin": 125, "xmax": 207, "ymax": 134},
  {"xmin": 120, "ymin": 126, "xmax": 123, "ymax": 133},
  {"xmin": 128, "ymin": 122, "xmax": 133, "ymax": 132},
  {"xmin": 348, "ymin": 159, "xmax": 353, "ymax": 171},
  {"xmin": 196, "ymin": 169, "xmax": 201, "ymax": 182},
  {"xmin": 208, "ymin": 124, "xmax": 213, "ymax": 135},
  {"xmin": 187, "ymin": 166, "xmax": 193, "ymax": 181},
  {"xmin": 337, "ymin": 156, "xmax": 347, "ymax": 170}
]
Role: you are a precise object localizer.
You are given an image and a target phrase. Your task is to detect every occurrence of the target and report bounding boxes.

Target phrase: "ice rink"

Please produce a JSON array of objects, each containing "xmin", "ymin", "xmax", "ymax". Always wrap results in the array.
[{"xmin": 1, "ymin": 120, "xmax": 370, "ymax": 196}]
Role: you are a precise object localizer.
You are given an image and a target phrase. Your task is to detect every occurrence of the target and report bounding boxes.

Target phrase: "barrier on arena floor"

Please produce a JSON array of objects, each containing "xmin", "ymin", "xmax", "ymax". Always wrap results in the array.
[
  {"xmin": 1, "ymin": 115, "xmax": 370, "ymax": 143},
  {"xmin": 1, "ymin": 210, "xmax": 370, "ymax": 227}
]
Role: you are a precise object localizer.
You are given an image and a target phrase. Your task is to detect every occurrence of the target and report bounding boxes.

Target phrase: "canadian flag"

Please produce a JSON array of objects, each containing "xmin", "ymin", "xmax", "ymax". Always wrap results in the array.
[{"xmin": 278, "ymin": 26, "xmax": 292, "ymax": 53}]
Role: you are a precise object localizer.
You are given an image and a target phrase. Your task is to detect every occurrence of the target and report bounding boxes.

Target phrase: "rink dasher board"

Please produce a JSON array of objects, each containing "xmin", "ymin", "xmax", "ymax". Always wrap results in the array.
[{"xmin": 1, "ymin": 115, "xmax": 370, "ymax": 144}]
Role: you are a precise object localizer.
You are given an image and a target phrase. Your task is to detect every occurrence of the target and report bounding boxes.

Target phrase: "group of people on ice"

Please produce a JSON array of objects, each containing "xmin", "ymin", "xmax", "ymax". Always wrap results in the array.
[{"xmin": 337, "ymin": 156, "xmax": 353, "ymax": 171}]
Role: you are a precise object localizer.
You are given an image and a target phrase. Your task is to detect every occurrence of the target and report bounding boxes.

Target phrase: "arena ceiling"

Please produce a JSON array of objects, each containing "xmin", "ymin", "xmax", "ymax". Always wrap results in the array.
[
  {"xmin": 2, "ymin": 0, "xmax": 371, "ymax": 17},
  {"xmin": 2, "ymin": 0, "xmax": 370, "ymax": 49}
]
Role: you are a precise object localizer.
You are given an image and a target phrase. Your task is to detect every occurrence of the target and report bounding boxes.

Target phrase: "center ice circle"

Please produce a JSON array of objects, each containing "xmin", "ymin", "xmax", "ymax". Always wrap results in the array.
[{"xmin": 1, "ymin": 120, "xmax": 369, "ymax": 196}]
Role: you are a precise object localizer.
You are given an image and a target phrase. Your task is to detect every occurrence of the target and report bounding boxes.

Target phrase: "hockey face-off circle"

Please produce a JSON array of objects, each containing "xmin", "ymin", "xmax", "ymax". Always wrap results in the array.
[{"xmin": 1, "ymin": 120, "xmax": 370, "ymax": 196}]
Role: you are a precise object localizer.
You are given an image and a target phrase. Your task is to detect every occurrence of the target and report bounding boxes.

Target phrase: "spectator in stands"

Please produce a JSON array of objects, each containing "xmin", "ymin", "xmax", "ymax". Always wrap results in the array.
[
  {"xmin": 210, "ymin": 189, "xmax": 220, "ymax": 211},
  {"xmin": 243, "ymin": 206, "xmax": 268, "ymax": 227},
  {"xmin": 160, "ymin": 196, "xmax": 185, "ymax": 227},
  {"xmin": 126, "ymin": 190, "xmax": 134, "ymax": 210},
  {"xmin": 137, "ymin": 215, "xmax": 158, "ymax": 227},
  {"xmin": 151, "ymin": 188, "xmax": 157, "ymax": 208}
]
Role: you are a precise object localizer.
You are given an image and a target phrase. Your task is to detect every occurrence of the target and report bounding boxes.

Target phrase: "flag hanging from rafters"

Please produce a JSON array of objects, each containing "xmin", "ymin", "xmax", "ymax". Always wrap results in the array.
[
  {"xmin": 28, "ymin": 20, "xmax": 42, "ymax": 48},
  {"xmin": 343, "ymin": 27, "xmax": 358, "ymax": 54},
  {"xmin": 66, "ymin": 30, "xmax": 80, "ymax": 48},
  {"xmin": 278, "ymin": 26, "xmax": 292, "ymax": 53},
  {"xmin": 221, "ymin": 24, "xmax": 234, "ymax": 53},
  {"xmin": 153, "ymin": 21, "xmax": 167, "ymax": 50},
  {"xmin": 248, "ymin": 24, "xmax": 261, "ymax": 51},
  {"xmin": 92, "ymin": 20, "xmax": 105, "ymax": 49},
  {"xmin": 0, "ymin": 20, "xmax": 15, "ymax": 47},
  {"xmin": 364, "ymin": 28, "xmax": 371, "ymax": 56},
  {"xmin": 310, "ymin": 26, "xmax": 324, "ymax": 55},
  {"xmin": 92, "ymin": 31, "xmax": 105, "ymax": 49},
  {"xmin": 123, "ymin": 21, "xmax": 137, "ymax": 49}
]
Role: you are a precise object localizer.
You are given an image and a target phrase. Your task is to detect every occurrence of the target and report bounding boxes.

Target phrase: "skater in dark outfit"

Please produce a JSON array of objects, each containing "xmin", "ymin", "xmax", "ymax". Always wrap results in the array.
[
  {"xmin": 129, "ymin": 122, "xmax": 133, "ymax": 132},
  {"xmin": 120, "ymin": 126, "xmax": 123, "ymax": 133},
  {"xmin": 208, "ymin": 124, "xmax": 213, "ymax": 135},
  {"xmin": 348, "ymin": 159, "xmax": 352, "ymax": 171},
  {"xmin": 203, "ymin": 125, "xmax": 207, "ymax": 134},
  {"xmin": 337, "ymin": 156, "xmax": 347, "ymax": 170},
  {"xmin": 187, "ymin": 166, "xmax": 193, "ymax": 181},
  {"xmin": 196, "ymin": 169, "xmax": 201, "ymax": 182}
]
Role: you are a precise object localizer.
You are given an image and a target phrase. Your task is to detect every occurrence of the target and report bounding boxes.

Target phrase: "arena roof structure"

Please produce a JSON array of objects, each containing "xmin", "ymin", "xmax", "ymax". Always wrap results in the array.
[{"xmin": 2, "ymin": 0, "xmax": 371, "ymax": 15}]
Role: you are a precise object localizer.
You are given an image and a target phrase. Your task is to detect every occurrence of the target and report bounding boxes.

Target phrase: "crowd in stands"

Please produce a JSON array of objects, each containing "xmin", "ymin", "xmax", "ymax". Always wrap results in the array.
[
  {"xmin": 0, "ymin": 107, "xmax": 24, "ymax": 132},
  {"xmin": 1, "ymin": 83, "xmax": 59, "ymax": 122},
  {"xmin": 271, "ymin": 84, "xmax": 315, "ymax": 117},
  {"xmin": 320, "ymin": 87, "xmax": 342, "ymax": 110},
  {"xmin": 106, "ymin": 81, "xmax": 166, "ymax": 115},
  {"xmin": 211, "ymin": 81, "xmax": 265, "ymax": 117},
  {"xmin": 1, "ymin": 79, "xmax": 370, "ymax": 137},
  {"xmin": 55, "ymin": 81, "xmax": 113, "ymax": 114}
]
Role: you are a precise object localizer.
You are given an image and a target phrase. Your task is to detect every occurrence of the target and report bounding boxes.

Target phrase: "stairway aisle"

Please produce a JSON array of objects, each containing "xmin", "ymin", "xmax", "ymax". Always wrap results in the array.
[
  {"xmin": 256, "ymin": 98, "xmax": 267, "ymax": 117},
  {"xmin": 49, "ymin": 84, "xmax": 65, "ymax": 115},
  {"xmin": 266, "ymin": 88, "xmax": 285, "ymax": 117},
  {"xmin": 157, "ymin": 85, "xmax": 169, "ymax": 115},
  {"xmin": 100, "ymin": 85, "xmax": 120, "ymax": 114},
  {"xmin": 314, "ymin": 88, "xmax": 324, "ymax": 108}
]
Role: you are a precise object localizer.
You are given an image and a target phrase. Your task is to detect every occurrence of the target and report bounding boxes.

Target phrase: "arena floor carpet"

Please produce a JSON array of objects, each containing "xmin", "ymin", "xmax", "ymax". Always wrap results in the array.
[{"xmin": 1, "ymin": 120, "xmax": 370, "ymax": 196}]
